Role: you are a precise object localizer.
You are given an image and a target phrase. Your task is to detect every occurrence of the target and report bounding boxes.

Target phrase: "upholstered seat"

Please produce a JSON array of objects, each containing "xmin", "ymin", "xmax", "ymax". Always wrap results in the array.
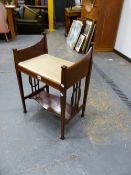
[{"xmin": 18, "ymin": 54, "xmax": 73, "ymax": 84}]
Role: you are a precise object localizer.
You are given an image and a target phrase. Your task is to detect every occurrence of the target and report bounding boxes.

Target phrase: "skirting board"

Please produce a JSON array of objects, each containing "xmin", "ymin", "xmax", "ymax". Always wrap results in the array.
[{"xmin": 113, "ymin": 49, "xmax": 131, "ymax": 63}]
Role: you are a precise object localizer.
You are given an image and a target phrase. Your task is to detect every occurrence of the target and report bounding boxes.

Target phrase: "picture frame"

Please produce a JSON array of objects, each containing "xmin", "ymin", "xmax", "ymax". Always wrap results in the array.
[
  {"xmin": 67, "ymin": 20, "xmax": 83, "ymax": 49},
  {"xmin": 81, "ymin": 18, "xmax": 95, "ymax": 53},
  {"xmin": 83, "ymin": 19, "xmax": 94, "ymax": 36},
  {"xmin": 75, "ymin": 34, "xmax": 85, "ymax": 52},
  {"xmin": 85, "ymin": 23, "xmax": 96, "ymax": 53}
]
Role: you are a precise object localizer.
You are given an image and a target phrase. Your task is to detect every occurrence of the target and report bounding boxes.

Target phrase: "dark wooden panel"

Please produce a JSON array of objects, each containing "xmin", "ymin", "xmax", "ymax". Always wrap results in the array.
[{"xmin": 98, "ymin": 0, "xmax": 123, "ymax": 49}]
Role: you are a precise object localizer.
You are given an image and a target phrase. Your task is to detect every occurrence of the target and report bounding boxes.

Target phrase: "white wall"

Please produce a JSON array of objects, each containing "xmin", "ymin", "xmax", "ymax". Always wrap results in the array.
[
  {"xmin": 115, "ymin": 0, "xmax": 131, "ymax": 59},
  {"xmin": 75, "ymin": 0, "xmax": 81, "ymax": 5}
]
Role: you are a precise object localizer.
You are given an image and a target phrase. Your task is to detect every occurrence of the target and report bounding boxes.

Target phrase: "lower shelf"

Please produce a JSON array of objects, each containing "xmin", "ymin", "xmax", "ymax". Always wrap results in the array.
[{"xmin": 31, "ymin": 91, "xmax": 71, "ymax": 119}]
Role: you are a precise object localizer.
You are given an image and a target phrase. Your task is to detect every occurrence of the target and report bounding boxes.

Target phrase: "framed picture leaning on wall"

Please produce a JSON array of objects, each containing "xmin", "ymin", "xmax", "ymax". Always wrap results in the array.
[
  {"xmin": 85, "ymin": 23, "xmax": 96, "ymax": 53},
  {"xmin": 75, "ymin": 34, "xmax": 85, "ymax": 52},
  {"xmin": 66, "ymin": 20, "xmax": 83, "ymax": 49},
  {"xmin": 81, "ymin": 18, "xmax": 95, "ymax": 53}
]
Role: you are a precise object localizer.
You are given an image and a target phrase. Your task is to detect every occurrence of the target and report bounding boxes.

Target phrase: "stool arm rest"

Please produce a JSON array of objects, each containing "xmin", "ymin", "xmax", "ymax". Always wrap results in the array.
[{"xmin": 13, "ymin": 32, "xmax": 48, "ymax": 65}]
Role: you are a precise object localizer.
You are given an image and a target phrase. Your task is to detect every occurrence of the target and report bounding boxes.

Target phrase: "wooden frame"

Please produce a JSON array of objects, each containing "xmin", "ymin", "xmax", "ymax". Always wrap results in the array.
[
  {"xmin": 85, "ymin": 23, "xmax": 96, "ymax": 53},
  {"xmin": 81, "ymin": 18, "xmax": 96, "ymax": 53},
  {"xmin": 13, "ymin": 33, "xmax": 94, "ymax": 139},
  {"xmin": 84, "ymin": 18, "xmax": 94, "ymax": 37}
]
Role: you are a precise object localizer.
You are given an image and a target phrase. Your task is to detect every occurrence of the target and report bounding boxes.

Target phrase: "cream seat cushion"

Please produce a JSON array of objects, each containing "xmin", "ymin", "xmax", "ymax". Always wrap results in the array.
[{"xmin": 18, "ymin": 54, "xmax": 74, "ymax": 84}]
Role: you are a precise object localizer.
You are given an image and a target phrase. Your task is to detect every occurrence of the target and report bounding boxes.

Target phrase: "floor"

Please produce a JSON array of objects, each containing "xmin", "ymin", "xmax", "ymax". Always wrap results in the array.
[{"xmin": 0, "ymin": 29, "xmax": 131, "ymax": 175}]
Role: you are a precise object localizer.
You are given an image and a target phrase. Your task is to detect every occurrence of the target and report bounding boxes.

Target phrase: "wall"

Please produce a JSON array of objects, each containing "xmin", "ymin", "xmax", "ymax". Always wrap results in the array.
[{"xmin": 115, "ymin": 0, "xmax": 131, "ymax": 59}]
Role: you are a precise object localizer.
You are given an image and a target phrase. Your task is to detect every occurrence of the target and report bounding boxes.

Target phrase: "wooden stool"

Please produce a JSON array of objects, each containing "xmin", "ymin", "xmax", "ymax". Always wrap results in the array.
[{"xmin": 13, "ymin": 33, "xmax": 93, "ymax": 139}]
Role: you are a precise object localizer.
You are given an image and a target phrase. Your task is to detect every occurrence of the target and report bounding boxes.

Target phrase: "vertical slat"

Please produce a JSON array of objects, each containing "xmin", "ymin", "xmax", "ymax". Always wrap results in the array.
[
  {"xmin": 71, "ymin": 85, "xmax": 75, "ymax": 115},
  {"xmin": 76, "ymin": 80, "xmax": 81, "ymax": 109},
  {"xmin": 29, "ymin": 76, "xmax": 40, "ymax": 93},
  {"xmin": 74, "ymin": 83, "xmax": 78, "ymax": 111},
  {"xmin": 70, "ymin": 80, "xmax": 81, "ymax": 115}
]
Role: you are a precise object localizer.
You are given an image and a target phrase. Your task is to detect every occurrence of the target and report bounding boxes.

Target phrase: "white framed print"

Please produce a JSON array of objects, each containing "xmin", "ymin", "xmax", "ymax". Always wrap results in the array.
[
  {"xmin": 67, "ymin": 20, "xmax": 83, "ymax": 49},
  {"xmin": 83, "ymin": 19, "xmax": 93, "ymax": 37},
  {"xmin": 75, "ymin": 34, "xmax": 85, "ymax": 52}
]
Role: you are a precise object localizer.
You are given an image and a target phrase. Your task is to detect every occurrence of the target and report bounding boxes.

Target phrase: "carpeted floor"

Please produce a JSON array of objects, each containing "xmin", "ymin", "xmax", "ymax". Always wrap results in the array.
[{"xmin": 0, "ymin": 28, "xmax": 131, "ymax": 175}]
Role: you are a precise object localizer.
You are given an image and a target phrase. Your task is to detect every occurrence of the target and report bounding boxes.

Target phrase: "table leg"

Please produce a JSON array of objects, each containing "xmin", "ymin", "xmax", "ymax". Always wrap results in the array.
[{"xmin": 7, "ymin": 8, "xmax": 16, "ymax": 40}]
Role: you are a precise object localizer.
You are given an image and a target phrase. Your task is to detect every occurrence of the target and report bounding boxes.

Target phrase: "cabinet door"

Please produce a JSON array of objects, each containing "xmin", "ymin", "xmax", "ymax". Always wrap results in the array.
[{"xmin": 97, "ymin": 0, "xmax": 123, "ymax": 50}]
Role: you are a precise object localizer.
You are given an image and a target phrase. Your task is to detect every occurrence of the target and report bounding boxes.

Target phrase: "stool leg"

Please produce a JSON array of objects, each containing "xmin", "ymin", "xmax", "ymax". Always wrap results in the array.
[
  {"xmin": 81, "ymin": 76, "xmax": 90, "ymax": 117},
  {"xmin": 60, "ymin": 93, "xmax": 66, "ymax": 140},
  {"xmin": 17, "ymin": 71, "xmax": 27, "ymax": 113}
]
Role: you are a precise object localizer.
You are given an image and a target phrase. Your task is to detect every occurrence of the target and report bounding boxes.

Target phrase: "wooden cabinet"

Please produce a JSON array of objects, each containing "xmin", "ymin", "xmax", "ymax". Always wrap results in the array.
[
  {"xmin": 6, "ymin": 5, "xmax": 17, "ymax": 40},
  {"xmin": 81, "ymin": 0, "xmax": 123, "ymax": 51},
  {"xmin": 64, "ymin": 7, "xmax": 81, "ymax": 36}
]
